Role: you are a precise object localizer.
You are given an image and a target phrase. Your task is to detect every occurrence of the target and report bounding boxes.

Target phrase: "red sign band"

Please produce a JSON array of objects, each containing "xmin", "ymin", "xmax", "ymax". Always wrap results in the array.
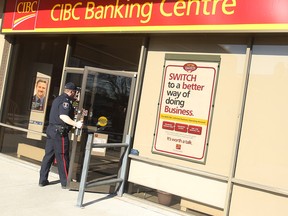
[{"xmin": 3, "ymin": 0, "xmax": 288, "ymax": 33}]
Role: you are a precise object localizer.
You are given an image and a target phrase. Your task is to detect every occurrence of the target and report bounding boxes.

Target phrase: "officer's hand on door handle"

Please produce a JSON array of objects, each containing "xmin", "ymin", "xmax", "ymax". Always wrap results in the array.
[
  {"xmin": 75, "ymin": 120, "xmax": 83, "ymax": 129},
  {"xmin": 74, "ymin": 120, "xmax": 83, "ymax": 136}
]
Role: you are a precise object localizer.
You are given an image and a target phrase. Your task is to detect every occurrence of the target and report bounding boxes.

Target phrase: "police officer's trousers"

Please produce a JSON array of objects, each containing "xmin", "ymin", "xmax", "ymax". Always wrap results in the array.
[{"xmin": 39, "ymin": 125, "xmax": 70, "ymax": 187}]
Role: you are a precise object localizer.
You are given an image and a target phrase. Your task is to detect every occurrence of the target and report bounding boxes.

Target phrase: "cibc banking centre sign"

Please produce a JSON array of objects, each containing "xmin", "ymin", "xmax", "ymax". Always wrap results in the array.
[{"xmin": 2, "ymin": 0, "xmax": 288, "ymax": 33}]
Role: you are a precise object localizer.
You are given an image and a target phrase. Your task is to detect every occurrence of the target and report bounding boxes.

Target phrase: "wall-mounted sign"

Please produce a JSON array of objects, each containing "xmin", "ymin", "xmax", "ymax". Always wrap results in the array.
[
  {"xmin": 2, "ymin": 0, "xmax": 288, "ymax": 33},
  {"xmin": 92, "ymin": 133, "xmax": 108, "ymax": 156},
  {"xmin": 152, "ymin": 59, "xmax": 219, "ymax": 163}
]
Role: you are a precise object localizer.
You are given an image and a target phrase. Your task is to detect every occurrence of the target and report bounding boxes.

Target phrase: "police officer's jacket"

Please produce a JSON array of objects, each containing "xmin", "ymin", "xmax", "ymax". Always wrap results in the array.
[{"xmin": 49, "ymin": 93, "xmax": 75, "ymax": 130}]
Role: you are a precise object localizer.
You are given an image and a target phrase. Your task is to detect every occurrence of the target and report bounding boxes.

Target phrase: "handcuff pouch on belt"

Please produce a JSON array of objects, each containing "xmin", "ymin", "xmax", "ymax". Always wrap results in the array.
[{"xmin": 55, "ymin": 125, "xmax": 69, "ymax": 136}]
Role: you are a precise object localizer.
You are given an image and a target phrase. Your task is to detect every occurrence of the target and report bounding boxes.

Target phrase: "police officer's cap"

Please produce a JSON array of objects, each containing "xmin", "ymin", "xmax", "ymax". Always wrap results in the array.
[{"xmin": 64, "ymin": 82, "xmax": 77, "ymax": 90}]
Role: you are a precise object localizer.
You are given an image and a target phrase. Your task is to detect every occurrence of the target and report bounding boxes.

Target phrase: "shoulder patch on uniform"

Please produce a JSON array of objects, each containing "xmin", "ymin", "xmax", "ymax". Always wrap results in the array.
[{"xmin": 62, "ymin": 102, "xmax": 69, "ymax": 109}]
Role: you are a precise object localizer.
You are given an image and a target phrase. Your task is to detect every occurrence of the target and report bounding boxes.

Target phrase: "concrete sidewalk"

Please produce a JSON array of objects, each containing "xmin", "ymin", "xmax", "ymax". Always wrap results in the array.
[{"xmin": 0, "ymin": 153, "xmax": 186, "ymax": 216}]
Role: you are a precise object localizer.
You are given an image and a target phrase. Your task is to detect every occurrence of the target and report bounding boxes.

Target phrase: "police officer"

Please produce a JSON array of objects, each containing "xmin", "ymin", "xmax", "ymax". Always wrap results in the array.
[{"xmin": 39, "ymin": 82, "xmax": 83, "ymax": 189}]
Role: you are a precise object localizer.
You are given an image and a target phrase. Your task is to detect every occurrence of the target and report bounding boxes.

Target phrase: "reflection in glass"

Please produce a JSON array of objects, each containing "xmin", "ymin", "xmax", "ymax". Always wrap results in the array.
[
  {"xmin": 0, "ymin": 36, "xmax": 67, "ymax": 155},
  {"xmin": 1, "ymin": 127, "xmax": 47, "ymax": 159},
  {"xmin": 84, "ymin": 73, "xmax": 131, "ymax": 143},
  {"xmin": 68, "ymin": 34, "xmax": 143, "ymax": 71}
]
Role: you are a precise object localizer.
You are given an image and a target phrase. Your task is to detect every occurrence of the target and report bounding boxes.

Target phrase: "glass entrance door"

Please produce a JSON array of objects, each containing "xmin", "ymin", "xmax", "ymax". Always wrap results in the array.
[{"xmin": 63, "ymin": 66, "xmax": 137, "ymax": 192}]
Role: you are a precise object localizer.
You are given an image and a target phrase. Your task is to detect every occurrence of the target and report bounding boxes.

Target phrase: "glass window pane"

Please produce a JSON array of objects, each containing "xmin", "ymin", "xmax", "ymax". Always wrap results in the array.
[
  {"xmin": 83, "ymin": 72, "xmax": 131, "ymax": 143},
  {"xmin": 68, "ymin": 34, "xmax": 143, "ymax": 71},
  {"xmin": 0, "ymin": 36, "xmax": 67, "ymax": 155}
]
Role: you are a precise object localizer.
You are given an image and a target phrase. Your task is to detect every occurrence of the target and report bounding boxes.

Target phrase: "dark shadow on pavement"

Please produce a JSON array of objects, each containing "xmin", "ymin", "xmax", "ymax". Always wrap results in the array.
[{"xmin": 81, "ymin": 193, "xmax": 117, "ymax": 207}]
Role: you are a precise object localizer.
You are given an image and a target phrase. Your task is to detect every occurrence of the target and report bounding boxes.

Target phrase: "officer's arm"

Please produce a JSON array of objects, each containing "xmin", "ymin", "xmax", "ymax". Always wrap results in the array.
[{"xmin": 60, "ymin": 115, "xmax": 83, "ymax": 128}]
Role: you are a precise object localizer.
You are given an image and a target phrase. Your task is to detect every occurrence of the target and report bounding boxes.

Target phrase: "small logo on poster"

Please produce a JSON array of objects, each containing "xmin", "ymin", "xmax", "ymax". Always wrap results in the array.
[
  {"xmin": 176, "ymin": 144, "xmax": 181, "ymax": 150},
  {"xmin": 183, "ymin": 63, "xmax": 197, "ymax": 72},
  {"xmin": 12, "ymin": 0, "xmax": 39, "ymax": 30}
]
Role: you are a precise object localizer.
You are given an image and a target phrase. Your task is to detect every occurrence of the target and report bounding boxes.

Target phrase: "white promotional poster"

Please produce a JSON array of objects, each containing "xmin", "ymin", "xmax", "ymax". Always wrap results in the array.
[
  {"xmin": 27, "ymin": 72, "xmax": 51, "ymax": 140},
  {"xmin": 152, "ymin": 59, "xmax": 219, "ymax": 163}
]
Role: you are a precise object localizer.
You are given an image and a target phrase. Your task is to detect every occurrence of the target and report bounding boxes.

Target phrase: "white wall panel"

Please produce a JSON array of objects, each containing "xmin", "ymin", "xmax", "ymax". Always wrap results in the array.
[
  {"xmin": 128, "ymin": 160, "xmax": 227, "ymax": 208},
  {"xmin": 236, "ymin": 42, "xmax": 288, "ymax": 190}
]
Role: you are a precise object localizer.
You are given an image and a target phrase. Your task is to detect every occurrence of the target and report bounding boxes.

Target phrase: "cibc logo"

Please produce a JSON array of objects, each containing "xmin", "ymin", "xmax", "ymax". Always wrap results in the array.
[{"xmin": 12, "ymin": 0, "xmax": 39, "ymax": 29}]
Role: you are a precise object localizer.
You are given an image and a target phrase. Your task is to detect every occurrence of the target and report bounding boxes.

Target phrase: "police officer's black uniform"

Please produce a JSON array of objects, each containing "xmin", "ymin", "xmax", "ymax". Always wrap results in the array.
[{"xmin": 39, "ymin": 84, "xmax": 76, "ymax": 188}]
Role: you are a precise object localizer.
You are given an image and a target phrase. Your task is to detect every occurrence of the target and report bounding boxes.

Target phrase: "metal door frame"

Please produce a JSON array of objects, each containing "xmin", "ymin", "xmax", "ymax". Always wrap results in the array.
[
  {"xmin": 63, "ymin": 66, "xmax": 137, "ymax": 136},
  {"xmin": 62, "ymin": 66, "xmax": 137, "ymax": 188},
  {"xmin": 83, "ymin": 66, "xmax": 137, "ymax": 138}
]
